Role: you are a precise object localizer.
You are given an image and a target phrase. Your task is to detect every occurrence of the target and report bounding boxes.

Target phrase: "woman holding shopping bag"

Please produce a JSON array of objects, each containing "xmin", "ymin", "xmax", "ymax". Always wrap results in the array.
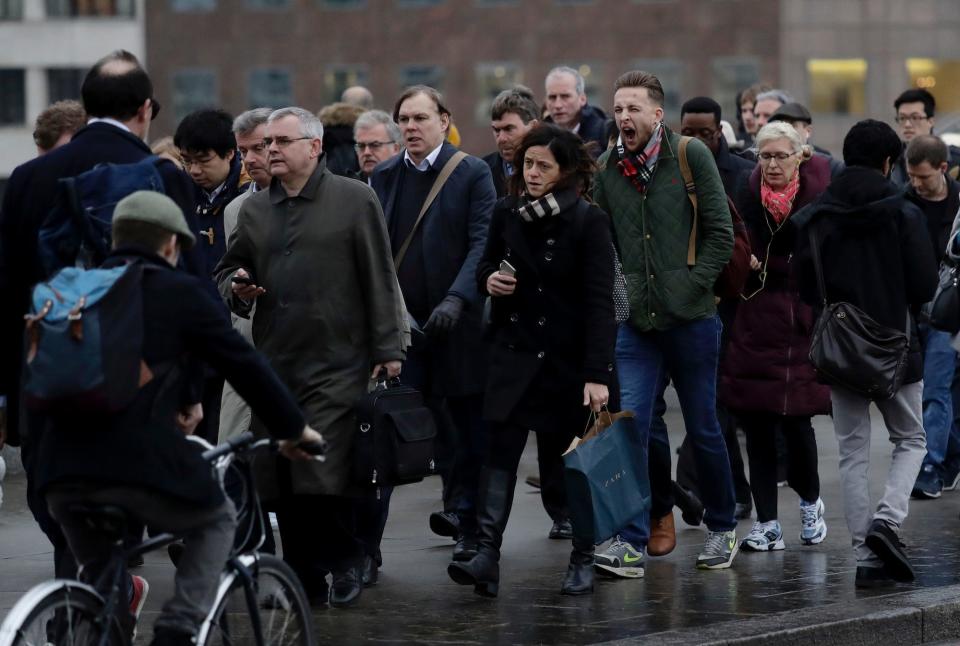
[{"xmin": 447, "ymin": 124, "xmax": 618, "ymax": 597}]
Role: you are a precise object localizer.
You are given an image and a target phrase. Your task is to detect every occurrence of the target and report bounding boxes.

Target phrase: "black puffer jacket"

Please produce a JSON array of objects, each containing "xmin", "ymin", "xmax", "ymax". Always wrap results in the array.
[{"xmin": 793, "ymin": 166, "xmax": 938, "ymax": 384}]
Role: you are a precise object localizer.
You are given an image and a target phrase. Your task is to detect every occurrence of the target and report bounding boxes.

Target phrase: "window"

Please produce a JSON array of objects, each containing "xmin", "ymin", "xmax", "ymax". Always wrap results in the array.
[
  {"xmin": 47, "ymin": 68, "xmax": 86, "ymax": 103},
  {"xmin": 906, "ymin": 59, "xmax": 960, "ymax": 115},
  {"xmin": 807, "ymin": 59, "xmax": 867, "ymax": 115},
  {"xmin": 0, "ymin": 0, "xmax": 23, "ymax": 19},
  {"xmin": 474, "ymin": 63, "xmax": 523, "ymax": 124},
  {"xmin": 324, "ymin": 66, "xmax": 369, "ymax": 104},
  {"xmin": 631, "ymin": 59, "xmax": 683, "ymax": 117},
  {"xmin": 711, "ymin": 57, "xmax": 760, "ymax": 127},
  {"xmin": 0, "ymin": 69, "xmax": 26, "ymax": 125},
  {"xmin": 249, "ymin": 68, "xmax": 293, "ymax": 109},
  {"xmin": 46, "ymin": 0, "xmax": 135, "ymax": 16},
  {"xmin": 173, "ymin": 69, "xmax": 218, "ymax": 122},
  {"xmin": 397, "ymin": 0, "xmax": 442, "ymax": 5},
  {"xmin": 170, "ymin": 0, "xmax": 215, "ymax": 10},
  {"xmin": 399, "ymin": 65, "xmax": 445, "ymax": 91},
  {"xmin": 245, "ymin": 0, "xmax": 290, "ymax": 8},
  {"xmin": 320, "ymin": 0, "xmax": 365, "ymax": 7}
]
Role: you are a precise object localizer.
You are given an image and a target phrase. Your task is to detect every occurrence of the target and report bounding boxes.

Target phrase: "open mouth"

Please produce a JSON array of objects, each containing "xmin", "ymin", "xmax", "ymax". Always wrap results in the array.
[{"xmin": 620, "ymin": 125, "xmax": 638, "ymax": 145}]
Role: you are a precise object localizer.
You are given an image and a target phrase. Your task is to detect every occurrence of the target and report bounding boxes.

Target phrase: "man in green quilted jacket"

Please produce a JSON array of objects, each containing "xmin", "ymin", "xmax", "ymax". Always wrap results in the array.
[{"xmin": 592, "ymin": 70, "xmax": 738, "ymax": 578}]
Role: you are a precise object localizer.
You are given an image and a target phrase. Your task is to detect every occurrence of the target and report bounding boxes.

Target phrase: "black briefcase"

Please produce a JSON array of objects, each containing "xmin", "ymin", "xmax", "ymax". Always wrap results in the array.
[{"xmin": 353, "ymin": 377, "xmax": 437, "ymax": 486}]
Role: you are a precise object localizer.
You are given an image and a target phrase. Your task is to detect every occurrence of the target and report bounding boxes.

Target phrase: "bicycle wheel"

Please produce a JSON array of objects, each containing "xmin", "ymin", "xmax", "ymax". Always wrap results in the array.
[
  {"xmin": 200, "ymin": 554, "xmax": 315, "ymax": 646},
  {"xmin": 0, "ymin": 580, "xmax": 125, "ymax": 646}
]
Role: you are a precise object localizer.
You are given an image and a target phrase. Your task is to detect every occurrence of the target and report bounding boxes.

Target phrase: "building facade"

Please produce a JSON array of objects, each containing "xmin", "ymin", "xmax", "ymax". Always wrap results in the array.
[
  {"xmin": 0, "ymin": 0, "xmax": 146, "ymax": 198},
  {"xmin": 145, "ymin": 0, "xmax": 781, "ymax": 155}
]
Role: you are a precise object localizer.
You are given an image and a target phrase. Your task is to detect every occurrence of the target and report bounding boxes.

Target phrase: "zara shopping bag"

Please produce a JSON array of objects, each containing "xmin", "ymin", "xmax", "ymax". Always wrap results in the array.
[{"xmin": 563, "ymin": 410, "xmax": 650, "ymax": 544}]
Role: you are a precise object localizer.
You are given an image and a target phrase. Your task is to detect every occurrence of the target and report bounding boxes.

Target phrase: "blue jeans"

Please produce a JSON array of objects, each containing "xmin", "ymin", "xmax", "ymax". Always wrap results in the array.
[
  {"xmin": 616, "ymin": 317, "xmax": 736, "ymax": 549},
  {"xmin": 920, "ymin": 324, "xmax": 957, "ymax": 473}
]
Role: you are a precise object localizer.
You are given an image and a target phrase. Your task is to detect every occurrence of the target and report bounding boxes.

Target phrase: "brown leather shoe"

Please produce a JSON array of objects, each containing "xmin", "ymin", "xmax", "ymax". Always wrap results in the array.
[{"xmin": 647, "ymin": 513, "xmax": 676, "ymax": 556}]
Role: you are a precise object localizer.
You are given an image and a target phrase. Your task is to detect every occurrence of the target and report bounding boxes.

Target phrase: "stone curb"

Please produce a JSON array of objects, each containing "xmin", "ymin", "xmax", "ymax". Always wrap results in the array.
[{"xmin": 595, "ymin": 584, "xmax": 960, "ymax": 645}]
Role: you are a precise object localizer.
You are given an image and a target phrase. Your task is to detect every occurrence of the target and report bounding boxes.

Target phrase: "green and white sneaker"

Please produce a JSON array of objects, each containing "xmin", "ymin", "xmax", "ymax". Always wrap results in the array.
[
  {"xmin": 594, "ymin": 537, "xmax": 644, "ymax": 578},
  {"xmin": 741, "ymin": 520, "xmax": 785, "ymax": 552},
  {"xmin": 697, "ymin": 530, "xmax": 738, "ymax": 569}
]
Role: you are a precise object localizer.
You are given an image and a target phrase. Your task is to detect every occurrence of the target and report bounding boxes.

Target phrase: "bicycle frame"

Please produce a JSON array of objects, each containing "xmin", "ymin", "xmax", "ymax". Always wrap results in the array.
[{"xmin": 195, "ymin": 552, "xmax": 265, "ymax": 646}]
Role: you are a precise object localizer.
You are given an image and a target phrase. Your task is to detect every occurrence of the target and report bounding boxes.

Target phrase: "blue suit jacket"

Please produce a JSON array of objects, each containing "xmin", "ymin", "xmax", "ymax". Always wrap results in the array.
[{"xmin": 370, "ymin": 142, "xmax": 496, "ymax": 396}]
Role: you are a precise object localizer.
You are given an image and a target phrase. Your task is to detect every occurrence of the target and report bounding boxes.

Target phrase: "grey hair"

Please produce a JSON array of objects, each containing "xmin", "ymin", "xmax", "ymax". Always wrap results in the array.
[
  {"xmin": 232, "ymin": 107, "xmax": 273, "ymax": 136},
  {"xmin": 755, "ymin": 121, "xmax": 804, "ymax": 153},
  {"xmin": 267, "ymin": 107, "xmax": 324, "ymax": 140},
  {"xmin": 354, "ymin": 109, "xmax": 401, "ymax": 143},
  {"xmin": 546, "ymin": 66, "xmax": 585, "ymax": 95},
  {"xmin": 755, "ymin": 89, "xmax": 794, "ymax": 106}
]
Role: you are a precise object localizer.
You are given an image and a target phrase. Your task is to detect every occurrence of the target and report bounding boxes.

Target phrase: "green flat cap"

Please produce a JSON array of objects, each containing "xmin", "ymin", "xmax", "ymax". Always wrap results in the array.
[{"xmin": 113, "ymin": 190, "xmax": 196, "ymax": 249}]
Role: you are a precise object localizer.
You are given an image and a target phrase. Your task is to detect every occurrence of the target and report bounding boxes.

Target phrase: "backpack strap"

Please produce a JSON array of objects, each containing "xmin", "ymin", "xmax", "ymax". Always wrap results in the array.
[
  {"xmin": 393, "ymin": 150, "xmax": 468, "ymax": 270},
  {"xmin": 678, "ymin": 136, "xmax": 698, "ymax": 267}
]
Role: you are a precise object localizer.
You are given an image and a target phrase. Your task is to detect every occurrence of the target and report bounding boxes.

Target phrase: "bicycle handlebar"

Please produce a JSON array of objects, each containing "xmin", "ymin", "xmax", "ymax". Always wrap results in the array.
[{"xmin": 200, "ymin": 432, "xmax": 327, "ymax": 462}]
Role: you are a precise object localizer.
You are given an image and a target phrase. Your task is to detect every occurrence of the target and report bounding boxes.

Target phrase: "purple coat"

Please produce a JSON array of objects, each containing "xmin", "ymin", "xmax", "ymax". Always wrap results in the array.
[{"xmin": 719, "ymin": 156, "xmax": 832, "ymax": 417}]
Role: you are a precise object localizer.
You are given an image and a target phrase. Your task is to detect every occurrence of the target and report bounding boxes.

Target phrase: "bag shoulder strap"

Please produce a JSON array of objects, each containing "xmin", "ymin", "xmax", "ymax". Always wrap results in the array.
[
  {"xmin": 678, "ymin": 136, "xmax": 699, "ymax": 266},
  {"xmin": 393, "ymin": 150, "xmax": 468, "ymax": 270}
]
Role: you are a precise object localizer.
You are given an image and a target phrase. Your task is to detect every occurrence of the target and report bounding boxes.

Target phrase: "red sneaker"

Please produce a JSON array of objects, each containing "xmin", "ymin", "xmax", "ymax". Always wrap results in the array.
[{"xmin": 129, "ymin": 574, "xmax": 150, "ymax": 621}]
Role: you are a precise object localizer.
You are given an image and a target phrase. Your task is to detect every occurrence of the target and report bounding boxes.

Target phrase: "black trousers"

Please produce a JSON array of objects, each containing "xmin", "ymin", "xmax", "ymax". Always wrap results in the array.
[
  {"xmin": 275, "ymin": 494, "xmax": 362, "ymax": 599},
  {"xmin": 22, "ymin": 435, "xmax": 77, "ymax": 579},
  {"xmin": 402, "ymin": 341, "xmax": 487, "ymax": 525},
  {"xmin": 195, "ymin": 376, "xmax": 224, "ymax": 444},
  {"xmin": 676, "ymin": 403, "xmax": 752, "ymax": 504},
  {"xmin": 739, "ymin": 412, "xmax": 820, "ymax": 523},
  {"xmin": 355, "ymin": 486, "xmax": 392, "ymax": 566}
]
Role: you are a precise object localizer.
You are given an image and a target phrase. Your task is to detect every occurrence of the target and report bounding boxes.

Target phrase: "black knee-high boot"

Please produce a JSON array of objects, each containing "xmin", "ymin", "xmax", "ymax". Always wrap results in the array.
[
  {"xmin": 447, "ymin": 468, "xmax": 516, "ymax": 597},
  {"xmin": 561, "ymin": 536, "xmax": 595, "ymax": 595}
]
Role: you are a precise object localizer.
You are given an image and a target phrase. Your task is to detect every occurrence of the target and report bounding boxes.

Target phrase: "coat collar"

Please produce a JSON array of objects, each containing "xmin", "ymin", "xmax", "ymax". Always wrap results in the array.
[
  {"xmin": 268, "ymin": 155, "xmax": 328, "ymax": 205},
  {"xmin": 72, "ymin": 121, "xmax": 151, "ymax": 154}
]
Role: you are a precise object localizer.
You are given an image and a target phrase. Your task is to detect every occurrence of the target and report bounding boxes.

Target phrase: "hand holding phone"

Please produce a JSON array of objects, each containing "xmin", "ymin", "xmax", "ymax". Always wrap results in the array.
[
  {"xmin": 488, "ymin": 260, "xmax": 517, "ymax": 297},
  {"xmin": 230, "ymin": 269, "xmax": 266, "ymax": 301}
]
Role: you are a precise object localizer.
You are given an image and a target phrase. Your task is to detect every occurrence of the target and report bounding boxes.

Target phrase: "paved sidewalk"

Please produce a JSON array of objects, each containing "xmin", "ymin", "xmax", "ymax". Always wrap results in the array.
[{"xmin": 3, "ymin": 391, "xmax": 960, "ymax": 644}]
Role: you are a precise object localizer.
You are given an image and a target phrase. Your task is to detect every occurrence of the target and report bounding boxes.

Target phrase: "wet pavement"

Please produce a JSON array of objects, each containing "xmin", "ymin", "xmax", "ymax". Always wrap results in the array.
[{"xmin": 4, "ymin": 390, "xmax": 960, "ymax": 644}]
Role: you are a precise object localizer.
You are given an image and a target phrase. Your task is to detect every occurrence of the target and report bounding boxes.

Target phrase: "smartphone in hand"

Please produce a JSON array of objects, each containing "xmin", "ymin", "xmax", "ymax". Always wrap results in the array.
[
  {"xmin": 499, "ymin": 260, "xmax": 517, "ymax": 277},
  {"xmin": 231, "ymin": 274, "xmax": 254, "ymax": 286}
]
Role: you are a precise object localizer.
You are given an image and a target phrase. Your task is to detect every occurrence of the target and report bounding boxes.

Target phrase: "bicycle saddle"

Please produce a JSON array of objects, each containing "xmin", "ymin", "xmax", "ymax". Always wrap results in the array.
[{"xmin": 65, "ymin": 503, "xmax": 131, "ymax": 538}]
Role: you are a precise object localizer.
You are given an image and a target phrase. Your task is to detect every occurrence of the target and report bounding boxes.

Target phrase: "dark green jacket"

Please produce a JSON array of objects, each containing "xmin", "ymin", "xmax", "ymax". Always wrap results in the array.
[{"xmin": 594, "ymin": 126, "xmax": 733, "ymax": 331}]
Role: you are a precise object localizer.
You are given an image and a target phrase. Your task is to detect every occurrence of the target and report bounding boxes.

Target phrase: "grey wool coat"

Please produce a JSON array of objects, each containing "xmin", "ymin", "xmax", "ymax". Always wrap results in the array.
[{"xmin": 215, "ymin": 158, "xmax": 407, "ymax": 497}]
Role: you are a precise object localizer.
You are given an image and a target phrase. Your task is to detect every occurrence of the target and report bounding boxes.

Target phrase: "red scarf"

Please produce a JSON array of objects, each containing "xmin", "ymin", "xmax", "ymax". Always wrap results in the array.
[{"xmin": 760, "ymin": 170, "xmax": 800, "ymax": 225}]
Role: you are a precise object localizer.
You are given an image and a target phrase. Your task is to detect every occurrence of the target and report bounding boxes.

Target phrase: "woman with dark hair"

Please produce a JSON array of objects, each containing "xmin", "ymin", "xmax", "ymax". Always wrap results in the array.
[{"xmin": 447, "ymin": 124, "xmax": 618, "ymax": 597}]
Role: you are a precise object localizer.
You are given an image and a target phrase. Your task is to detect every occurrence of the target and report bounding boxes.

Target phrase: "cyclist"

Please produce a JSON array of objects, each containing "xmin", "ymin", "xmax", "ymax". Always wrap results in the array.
[{"xmin": 34, "ymin": 191, "xmax": 323, "ymax": 646}]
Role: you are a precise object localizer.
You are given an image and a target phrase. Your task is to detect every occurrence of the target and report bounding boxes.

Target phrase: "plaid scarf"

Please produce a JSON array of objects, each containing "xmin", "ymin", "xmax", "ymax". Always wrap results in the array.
[
  {"xmin": 516, "ymin": 188, "xmax": 579, "ymax": 222},
  {"xmin": 617, "ymin": 122, "xmax": 663, "ymax": 195}
]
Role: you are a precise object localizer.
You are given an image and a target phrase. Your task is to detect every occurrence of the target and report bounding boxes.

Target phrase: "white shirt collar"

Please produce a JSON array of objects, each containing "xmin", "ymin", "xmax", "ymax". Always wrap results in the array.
[
  {"xmin": 86, "ymin": 117, "xmax": 132, "ymax": 133},
  {"xmin": 571, "ymin": 121, "xmax": 581, "ymax": 135},
  {"xmin": 204, "ymin": 181, "xmax": 227, "ymax": 203},
  {"xmin": 404, "ymin": 142, "xmax": 444, "ymax": 172}
]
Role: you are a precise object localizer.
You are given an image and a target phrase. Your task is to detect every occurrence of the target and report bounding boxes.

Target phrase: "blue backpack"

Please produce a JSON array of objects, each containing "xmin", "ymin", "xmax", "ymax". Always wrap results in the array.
[
  {"xmin": 38, "ymin": 156, "xmax": 165, "ymax": 275},
  {"xmin": 22, "ymin": 262, "xmax": 148, "ymax": 413}
]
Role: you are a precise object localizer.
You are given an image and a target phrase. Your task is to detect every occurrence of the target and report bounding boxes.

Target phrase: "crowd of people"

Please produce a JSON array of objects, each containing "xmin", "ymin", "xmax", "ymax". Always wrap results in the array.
[{"xmin": 0, "ymin": 49, "xmax": 958, "ymax": 645}]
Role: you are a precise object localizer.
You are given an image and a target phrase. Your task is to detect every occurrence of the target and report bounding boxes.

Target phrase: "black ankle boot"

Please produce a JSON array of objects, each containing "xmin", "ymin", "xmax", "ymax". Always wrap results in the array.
[
  {"xmin": 561, "ymin": 539, "xmax": 595, "ymax": 596},
  {"xmin": 446, "ymin": 468, "xmax": 516, "ymax": 598}
]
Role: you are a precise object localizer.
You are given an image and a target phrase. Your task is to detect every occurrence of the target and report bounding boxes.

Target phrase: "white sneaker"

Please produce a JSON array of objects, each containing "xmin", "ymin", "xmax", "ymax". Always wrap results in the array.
[
  {"xmin": 799, "ymin": 498, "xmax": 827, "ymax": 545},
  {"xmin": 741, "ymin": 520, "xmax": 785, "ymax": 552}
]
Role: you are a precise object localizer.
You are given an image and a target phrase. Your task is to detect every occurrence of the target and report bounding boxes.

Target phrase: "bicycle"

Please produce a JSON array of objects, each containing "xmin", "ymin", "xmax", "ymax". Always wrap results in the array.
[{"xmin": 0, "ymin": 432, "xmax": 322, "ymax": 646}]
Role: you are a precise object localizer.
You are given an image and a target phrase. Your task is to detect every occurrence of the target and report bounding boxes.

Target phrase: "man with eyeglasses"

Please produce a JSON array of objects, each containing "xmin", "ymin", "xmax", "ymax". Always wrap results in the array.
[
  {"xmin": 352, "ymin": 109, "xmax": 402, "ymax": 182},
  {"xmin": 216, "ymin": 106, "xmax": 407, "ymax": 608},
  {"xmin": 0, "ymin": 49, "xmax": 199, "ymax": 586},
  {"xmin": 891, "ymin": 88, "xmax": 960, "ymax": 186}
]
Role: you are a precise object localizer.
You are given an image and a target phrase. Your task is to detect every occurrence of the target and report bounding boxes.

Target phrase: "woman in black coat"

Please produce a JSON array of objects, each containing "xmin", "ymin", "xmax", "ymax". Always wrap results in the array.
[{"xmin": 447, "ymin": 124, "xmax": 618, "ymax": 597}]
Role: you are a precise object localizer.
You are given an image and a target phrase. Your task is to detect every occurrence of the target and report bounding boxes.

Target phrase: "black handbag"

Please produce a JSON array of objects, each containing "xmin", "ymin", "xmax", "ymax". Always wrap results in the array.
[
  {"xmin": 930, "ymin": 262, "xmax": 960, "ymax": 333},
  {"xmin": 353, "ymin": 376, "xmax": 437, "ymax": 486},
  {"xmin": 807, "ymin": 226, "xmax": 910, "ymax": 400}
]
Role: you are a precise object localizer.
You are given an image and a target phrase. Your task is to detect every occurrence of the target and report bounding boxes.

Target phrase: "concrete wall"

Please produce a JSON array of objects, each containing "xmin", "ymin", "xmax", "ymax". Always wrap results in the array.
[{"xmin": 0, "ymin": 0, "xmax": 146, "ymax": 178}]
